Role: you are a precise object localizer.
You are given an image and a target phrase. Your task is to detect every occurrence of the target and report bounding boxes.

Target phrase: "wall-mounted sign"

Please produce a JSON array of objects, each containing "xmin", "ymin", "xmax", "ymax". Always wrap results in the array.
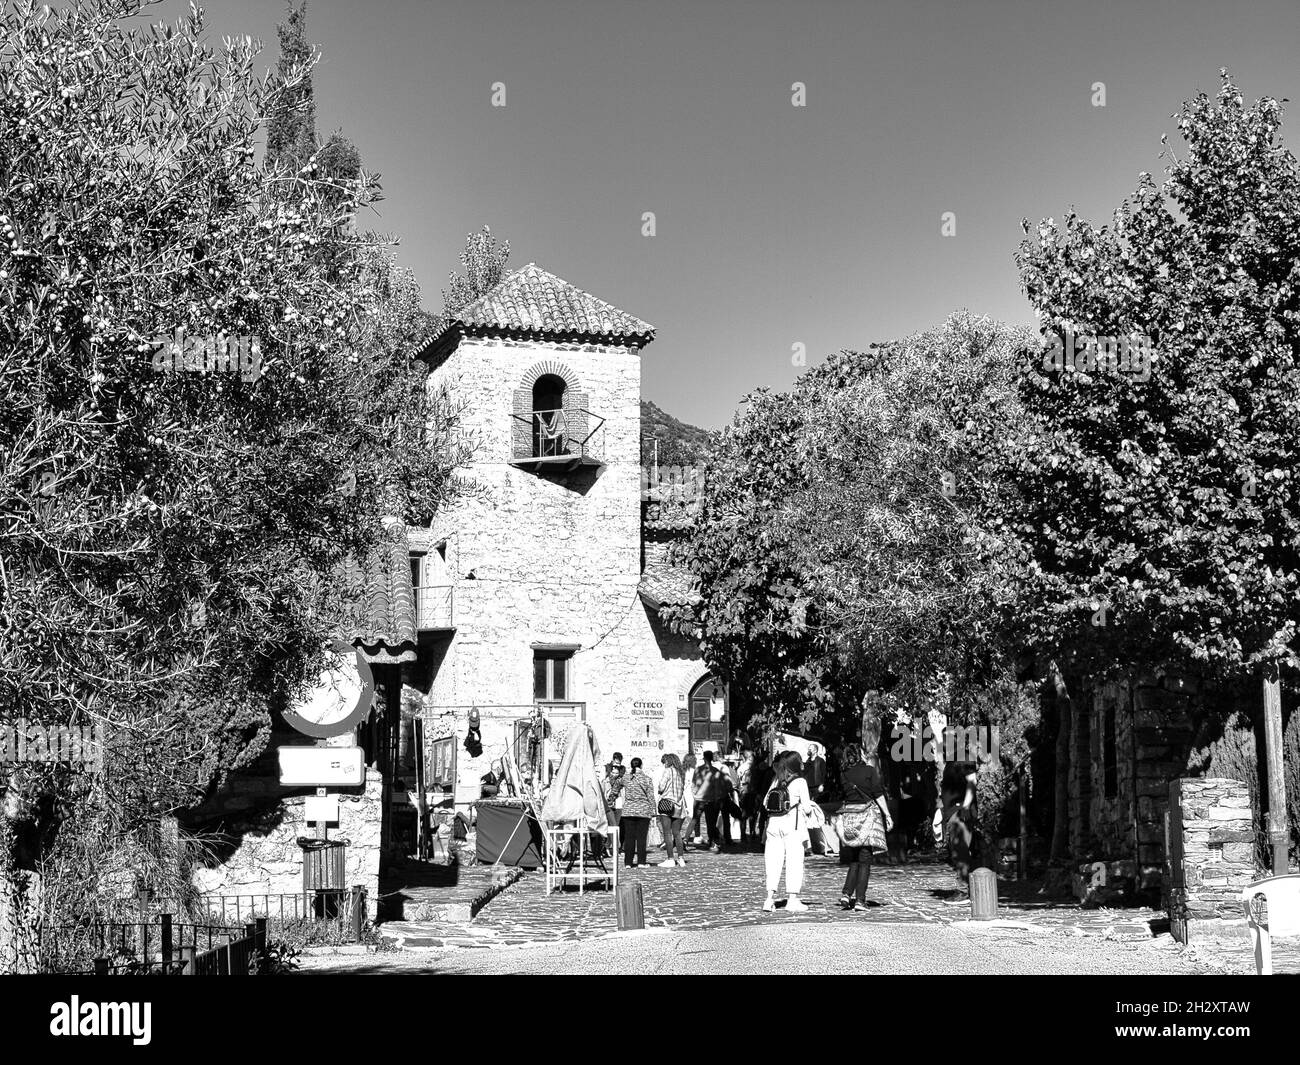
[
  {"xmin": 283, "ymin": 640, "xmax": 376, "ymax": 738},
  {"xmin": 278, "ymin": 746, "xmax": 365, "ymax": 786}
]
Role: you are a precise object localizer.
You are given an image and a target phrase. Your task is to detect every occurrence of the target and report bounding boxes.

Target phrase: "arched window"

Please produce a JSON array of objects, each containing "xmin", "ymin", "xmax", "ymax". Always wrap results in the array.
[
  {"xmin": 511, "ymin": 361, "xmax": 591, "ymax": 463},
  {"xmin": 532, "ymin": 373, "xmax": 568, "ymax": 457}
]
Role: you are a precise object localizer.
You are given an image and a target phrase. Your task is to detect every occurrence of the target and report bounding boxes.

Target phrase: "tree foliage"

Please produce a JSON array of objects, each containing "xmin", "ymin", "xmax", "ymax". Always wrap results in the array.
[
  {"xmin": 674, "ymin": 313, "xmax": 1032, "ymax": 739},
  {"xmin": 441, "ymin": 225, "xmax": 509, "ymax": 319},
  {"xmin": 0, "ymin": 0, "xmax": 457, "ymax": 964},
  {"xmin": 1009, "ymin": 71, "xmax": 1300, "ymax": 681}
]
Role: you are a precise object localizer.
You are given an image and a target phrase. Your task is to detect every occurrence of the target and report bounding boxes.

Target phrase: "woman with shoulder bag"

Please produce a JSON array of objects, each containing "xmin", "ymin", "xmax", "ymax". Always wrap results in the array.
[
  {"xmin": 833, "ymin": 744, "xmax": 893, "ymax": 910},
  {"xmin": 656, "ymin": 753, "xmax": 687, "ymax": 867}
]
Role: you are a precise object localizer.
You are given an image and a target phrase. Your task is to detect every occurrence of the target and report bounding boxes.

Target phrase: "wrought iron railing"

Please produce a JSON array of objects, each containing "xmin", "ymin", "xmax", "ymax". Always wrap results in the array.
[
  {"xmin": 511, "ymin": 408, "xmax": 606, "ymax": 463},
  {"xmin": 413, "ymin": 585, "xmax": 454, "ymax": 629}
]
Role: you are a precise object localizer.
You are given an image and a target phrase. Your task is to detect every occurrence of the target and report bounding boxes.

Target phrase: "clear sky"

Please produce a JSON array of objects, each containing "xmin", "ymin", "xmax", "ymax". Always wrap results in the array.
[{"xmin": 157, "ymin": 0, "xmax": 1298, "ymax": 428}]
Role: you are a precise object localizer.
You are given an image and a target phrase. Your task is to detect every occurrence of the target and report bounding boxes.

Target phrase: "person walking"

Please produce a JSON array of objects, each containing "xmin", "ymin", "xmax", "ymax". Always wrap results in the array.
[
  {"xmin": 620, "ymin": 757, "xmax": 656, "ymax": 867},
  {"xmin": 833, "ymin": 744, "xmax": 893, "ymax": 910},
  {"xmin": 761, "ymin": 750, "xmax": 811, "ymax": 912},
  {"xmin": 692, "ymin": 750, "xmax": 724, "ymax": 851},
  {"xmin": 736, "ymin": 749, "xmax": 757, "ymax": 845},
  {"xmin": 656, "ymin": 753, "xmax": 688, "ymax": 867},
  {"xmin": 681, "ymin": 753, "xmax": 698, "ymax": 842},
  {"xmin": 720, "ymin": 754, "xmax": 742, "ymax": 846}
]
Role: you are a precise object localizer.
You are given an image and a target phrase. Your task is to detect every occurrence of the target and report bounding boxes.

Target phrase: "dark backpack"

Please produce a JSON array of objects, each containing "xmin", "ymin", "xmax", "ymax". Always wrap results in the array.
[{"xmin": 764, "ymin": 780, "xmax": 791, "ymax": 816}]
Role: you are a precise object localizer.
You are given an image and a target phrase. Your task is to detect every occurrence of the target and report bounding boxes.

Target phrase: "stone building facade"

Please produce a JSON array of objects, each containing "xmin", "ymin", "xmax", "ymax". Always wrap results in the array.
[
  {"xmin": 407, "ymin": 264, "xmax": 722, "ymax": 812},
  {"xmin": 178, "ymin": 264, "xmax": 721, "ymax": 898}
]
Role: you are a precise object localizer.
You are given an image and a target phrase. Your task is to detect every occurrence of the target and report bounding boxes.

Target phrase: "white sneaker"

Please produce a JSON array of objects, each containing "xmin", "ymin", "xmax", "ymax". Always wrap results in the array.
[
  {"xmin": 676, "ymin": 858, "xmax": 687, "ymax": 867},
  {"xmin": 785, "ymin": 898, "xmax": 809, "ymax": 912},
  {"xmin": 658, "ymin": 858, "xmax": 677, "ymax": 867},
  {"xmin": 762, "ymin": 897, "xmax": 776, "ymax": 911}
]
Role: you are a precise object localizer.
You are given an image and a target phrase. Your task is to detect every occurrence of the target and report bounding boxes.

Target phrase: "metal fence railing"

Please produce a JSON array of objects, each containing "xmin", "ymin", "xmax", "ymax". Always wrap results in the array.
[
  {"xmin": 413, "ymin": 585, "xmax": 454, "ymax": 630},
  {"xmin": 35, "ymin": 887, "xmax": 366, "ymax": 974}
]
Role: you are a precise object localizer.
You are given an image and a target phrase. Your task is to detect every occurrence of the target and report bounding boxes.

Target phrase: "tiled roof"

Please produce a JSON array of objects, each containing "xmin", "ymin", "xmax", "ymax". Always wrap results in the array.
[
  {"xmin": 642, "ymin": 486, "xmax": 701, "ymax": 533},
  {"xmin": 638, "ymin": 554, "xmax": 700, "ymax": 610},
  {"xmin": 416, "ymin": 263, "xmax": 656, "ymax": 362},
  {"xmin": 348, "ymin": 522, "xmax": 417, "ymax": 664}
]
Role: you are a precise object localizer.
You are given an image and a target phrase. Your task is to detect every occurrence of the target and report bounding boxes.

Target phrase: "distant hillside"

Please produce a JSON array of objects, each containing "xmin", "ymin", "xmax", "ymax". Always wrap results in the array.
[{"xmin": 640, "ymin": 400, "xmax": 718, "ymax": 468}]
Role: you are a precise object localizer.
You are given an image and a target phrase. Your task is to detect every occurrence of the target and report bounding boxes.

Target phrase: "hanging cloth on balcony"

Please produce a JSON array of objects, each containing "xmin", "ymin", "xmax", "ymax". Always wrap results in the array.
[{"xmin": 538, "ymin": 409, "xmax": 568, "ymax": 448}]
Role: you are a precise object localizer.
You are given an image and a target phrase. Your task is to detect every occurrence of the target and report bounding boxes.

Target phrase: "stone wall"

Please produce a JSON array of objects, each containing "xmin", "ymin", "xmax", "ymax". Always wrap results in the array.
[
  {"xmin": 184, "ymin": 739, "xmax": 382, "ymax": 910},
  {"xmin": 1166, "ymin": 777, "xmax": 1254, "ymax": 941}
]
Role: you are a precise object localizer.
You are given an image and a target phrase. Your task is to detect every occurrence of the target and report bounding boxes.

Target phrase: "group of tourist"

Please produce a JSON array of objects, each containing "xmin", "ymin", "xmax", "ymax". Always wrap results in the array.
[{"xmin": 600, "ymin": 742, "xmax": 909, "ymax": 912}]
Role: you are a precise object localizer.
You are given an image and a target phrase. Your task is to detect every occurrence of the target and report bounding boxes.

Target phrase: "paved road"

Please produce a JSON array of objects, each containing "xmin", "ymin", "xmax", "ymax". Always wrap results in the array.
[{"xmin": 297, "ymin": 918, "xmax": 1202, "ymax": 975}]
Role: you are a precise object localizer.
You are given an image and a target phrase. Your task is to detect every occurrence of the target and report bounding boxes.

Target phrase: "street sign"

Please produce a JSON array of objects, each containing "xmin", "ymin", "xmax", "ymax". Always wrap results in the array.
[
  {"xmin": 278, "ymin": 746, "xmax": 365, "ymax": 786},
  {"xmin": 282, "ymin": 640, "xmax": 376, "ymax": 738},
  {"xmin": 304, "ymin": 794, "xmax": 340, "ymax": 823}
]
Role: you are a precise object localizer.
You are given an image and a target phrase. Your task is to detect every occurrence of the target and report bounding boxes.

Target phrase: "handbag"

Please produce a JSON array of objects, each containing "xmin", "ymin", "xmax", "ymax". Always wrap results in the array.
[
  {"xmin": 657, "ymin": 798, "xmax": 676, "ymax": 815},
  {"xmin": 836, "ymin": 800, "xmax": 889, "ymax": 851}
]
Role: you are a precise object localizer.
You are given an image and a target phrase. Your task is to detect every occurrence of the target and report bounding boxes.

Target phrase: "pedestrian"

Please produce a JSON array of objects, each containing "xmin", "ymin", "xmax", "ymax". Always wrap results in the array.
[
  {"xmin": 736, "ymin": 749, "xmax": 757, "ymax": 845},
  {"xmin": 833, "ymin": 744, "xmax": 893, "ymax": 910},
  {"xmin": 681, "ymin": 753, "xmax": 698, "ymax": 841},
  {"xmin": 619, "ymin": 757, "xmax": 656, "ymax": 867},
  {"xmin": 803, "ymin": 743, "xmax": 827, "ymax": 800},
  {"xmin": 656, "ymin": 753, "xmax": 688, "ymax": 867},
  {"xmin": 941, "ymin": 748, "xmax": 981, "ymax": 889},
  {"xmin": 720, "ymin": 753, "xmax": 743, "ymax": 845},
  {"xmin": 761, "ymin": 750, "xmax": 811, "ymax": 912},
  {"xmin": 750, "ymin": 753, "xmax": 774, "ymax": 839},
  {"xmin": 604, "ymin": 757, "xmax": 626, "ymax": 831},
  {"xmin": 692, "ymin": 750, "xmax": 725, "ymax": 851}
]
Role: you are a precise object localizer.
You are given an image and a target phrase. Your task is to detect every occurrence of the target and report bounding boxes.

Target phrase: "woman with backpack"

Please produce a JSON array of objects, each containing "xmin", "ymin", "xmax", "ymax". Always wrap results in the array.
[
  {"xmin": 833, "ymin": 744, "xmax": 893, "ymax": 910},
  {"xmin": 619, "ymin": 757, "xmax": 656, "ymax": 867},
  {"xmin": 762, "ymin": 749, "xmax": 811, "ymax": 912}
]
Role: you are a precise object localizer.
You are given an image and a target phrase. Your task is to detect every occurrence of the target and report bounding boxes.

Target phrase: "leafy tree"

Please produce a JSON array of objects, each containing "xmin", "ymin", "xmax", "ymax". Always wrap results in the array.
[
  {"xmin": 265, "ymin": 3, "xmax": 363, "ymax": 204},
  {"xmin": 1010, "ymin": 71, "xmax": 1300, "ymax": 684},
  {"xmin": 673, "ymin": 313, "xmax": 1031, "ymax": 741},
  {"xmin": 0, "ymin": 0, "xmax": 456, "ymax": 970},
  {"xmin": 441, "ymin": 225, "xmax": 510, "ymax": 319}
]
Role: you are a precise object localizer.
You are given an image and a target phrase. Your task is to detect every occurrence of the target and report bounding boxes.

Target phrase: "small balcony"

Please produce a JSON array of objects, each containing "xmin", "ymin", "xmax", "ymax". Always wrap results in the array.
[
  {"xmin": 413, "ymin": 585, "xmax": 454, "ymax": 632},
  {"xmin": 510, "ymin": 408, "xmax": 606, "ymax": 473}
]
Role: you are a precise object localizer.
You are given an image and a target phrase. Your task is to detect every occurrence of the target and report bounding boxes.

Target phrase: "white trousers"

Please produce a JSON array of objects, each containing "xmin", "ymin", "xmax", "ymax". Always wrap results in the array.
[{"xmin": 764, "ymin": 825, "xmax": 805, "ymax": 894}]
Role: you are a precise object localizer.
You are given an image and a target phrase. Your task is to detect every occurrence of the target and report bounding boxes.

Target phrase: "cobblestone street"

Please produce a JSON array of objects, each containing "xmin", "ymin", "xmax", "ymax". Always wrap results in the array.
[
  {"xmin": 374, "ymin": 847, "xmax": 1163, "ymax": 950},
  {"xmin": 294, "ymin": 846, "xmax": 1299, "ymax": 974}
]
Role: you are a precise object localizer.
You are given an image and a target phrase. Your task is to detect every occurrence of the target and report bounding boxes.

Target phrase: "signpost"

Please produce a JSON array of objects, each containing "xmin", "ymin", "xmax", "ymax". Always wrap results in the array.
[{"xmin": 279, "ymin": 639, "xmax": 376, "ymax": 841}]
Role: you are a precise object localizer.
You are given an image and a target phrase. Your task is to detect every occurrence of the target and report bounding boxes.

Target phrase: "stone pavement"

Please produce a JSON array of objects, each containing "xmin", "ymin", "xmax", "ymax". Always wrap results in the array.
[
  {"xmin": 300, "ymin": 917, "xmax": 1207, "ymax": 975},
  {"xmin": 376, "ymin": 846, "xmax": 1173, "ymax": 952}
]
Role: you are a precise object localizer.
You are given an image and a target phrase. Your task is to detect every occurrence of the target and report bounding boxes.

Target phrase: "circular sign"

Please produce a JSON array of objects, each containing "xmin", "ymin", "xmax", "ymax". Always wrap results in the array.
[{"xmin": 283, "ymin": 640, "xmax": 376, "ymax": 738}]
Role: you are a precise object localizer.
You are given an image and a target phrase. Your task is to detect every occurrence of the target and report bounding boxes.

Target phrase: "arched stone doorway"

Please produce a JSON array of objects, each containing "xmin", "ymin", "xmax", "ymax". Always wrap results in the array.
[{"xmin": 686, "ymin": 674, "xmax": 728, "ymax": 752}]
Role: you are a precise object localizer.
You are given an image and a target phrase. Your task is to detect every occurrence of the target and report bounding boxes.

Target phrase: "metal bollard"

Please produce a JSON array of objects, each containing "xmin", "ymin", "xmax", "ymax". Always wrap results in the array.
[
  {"xmin": 616, "ymin": 881, "xmax": 644, "ymax": 930},
  {"xmin": 970, "ymin": 867, "xmax": 998, "ymax": 920}
]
